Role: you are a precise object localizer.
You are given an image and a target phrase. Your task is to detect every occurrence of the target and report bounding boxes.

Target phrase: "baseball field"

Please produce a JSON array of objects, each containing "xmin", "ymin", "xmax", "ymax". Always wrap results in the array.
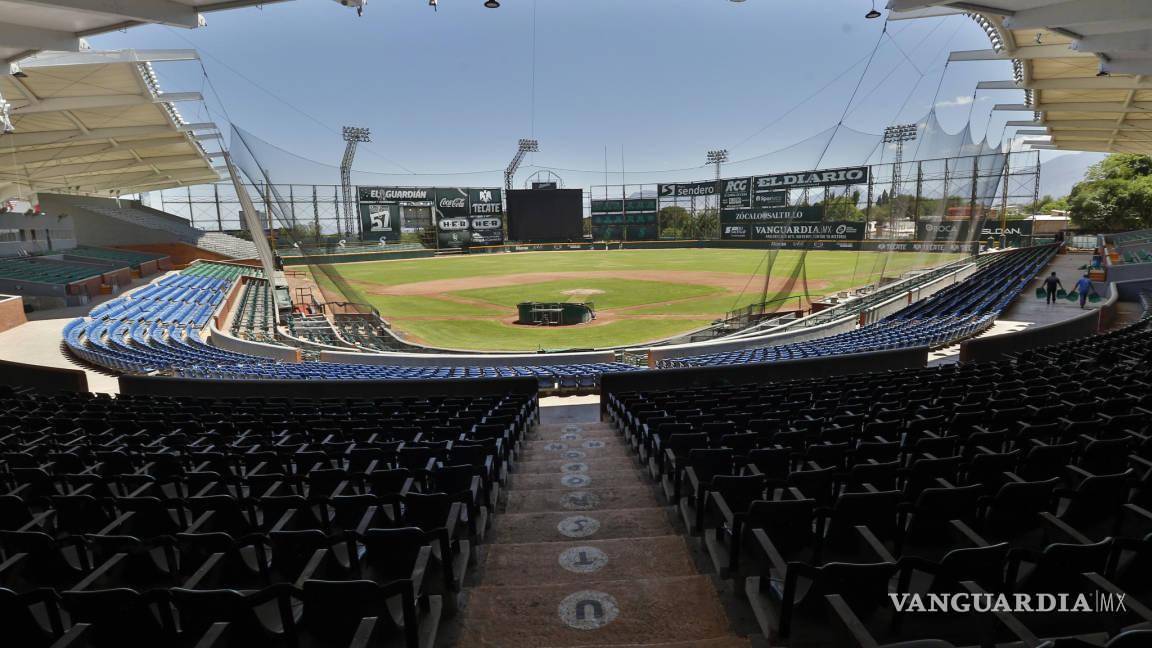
[{"xmin": 314, "ymin": 248, "xmax": 966, "ymax": 352}]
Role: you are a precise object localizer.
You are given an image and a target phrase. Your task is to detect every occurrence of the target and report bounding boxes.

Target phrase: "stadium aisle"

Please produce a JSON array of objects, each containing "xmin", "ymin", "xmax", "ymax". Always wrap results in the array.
[{"xmin": 458, "ymin": 404, "xmax": 752, "ymax": 647}]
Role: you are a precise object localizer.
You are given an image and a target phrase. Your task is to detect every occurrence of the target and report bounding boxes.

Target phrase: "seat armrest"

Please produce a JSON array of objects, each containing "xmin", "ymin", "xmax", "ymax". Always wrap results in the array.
[
  {"xmin": 186, "ymin": 510, "xmax": 215, "ymax": 534},
  {"xmin": 48, "ymin": 623, "xmax": 91, "ymax": 648},
  {"xmin": 294, "ymin": 548, "xmax": 329, "ymax": 588},
  {"xmin": 347, "ymin": 618, "xmax": 377, "ymax": 648},
  {"xmin": 949, "ymin": 519, "xmax": 989, "ymax": 548},
  {"xmin": 824, "ymin": 594, "xmax": 880, "ymax": 648},
  {"xmin": 1038, "ymin": 511, "xmax": 1093, "ymax": 545},
  {"xmin": 356, "ymin": 505, "xmax": 380, "ymax": 537},
  {"xmin": 959, "ymin": 580, "xmax": 1040, "ymax": 646},
  {"xmin": 750, "ymin": 528, "xmax": 789, "ymax": 576},
  {"xmin": 853, "ymin": 525, "xmax": 896, "ymax": 564},
  {"xmin": 71, "ymin": 553, "xmax": 125, "ymax": 591},
  {"xmin": 182, "ymin": 552, "xmax": 224, "ymax": 589},
  {"xmin": 1081, "ymin": 572, "xmax": 1152, "ymax": 622},
  {"xmin": 713, "ymin": 491, "xmax": 736, "ymax": 527},
  {"xmin": 410, "ymin": 545, "xmax": 432, "ymax": 597},
  {"xmin": 192, "ymin": 622, "xmax": 230, "ymax": 648},
  {"xmin": 270, "ymin": 509, "xmax": 296, "ymax": 533}
]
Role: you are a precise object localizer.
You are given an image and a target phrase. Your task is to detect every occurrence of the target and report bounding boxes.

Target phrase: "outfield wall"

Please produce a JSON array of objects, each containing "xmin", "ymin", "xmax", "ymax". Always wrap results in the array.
[{"xmin": 320, "ymin": 348, "xmax": 617, "ymax": 367}]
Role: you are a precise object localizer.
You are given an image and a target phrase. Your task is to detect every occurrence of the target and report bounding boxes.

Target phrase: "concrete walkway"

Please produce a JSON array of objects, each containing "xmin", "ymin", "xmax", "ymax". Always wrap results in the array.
[
  {"xmin": 930, "ymin": 251, "xmax": 1136, "ymax": 364},
  {"xmin": 456, "ymin": 403, "xmax": 755, "ymax": 647},
  {"xmin": 0, "ymin": 317, "xmax": 120, "ymax": 393}
]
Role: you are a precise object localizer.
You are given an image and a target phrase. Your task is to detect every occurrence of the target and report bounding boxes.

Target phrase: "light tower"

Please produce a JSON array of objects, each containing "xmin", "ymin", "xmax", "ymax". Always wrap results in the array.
[
  {"xmin": 882, "ymin": 123, "xmax": 917, "ymax": 233},
  {"xmin": 340, "ymin": 126, "xmax": 370, "ymax": 239},
  {"xmin": 706, "ymin": 149, "xmax": 728, "ymax": 181},
  {"xmin": 505, "ymin": 139, "xmax": 539, "ymax": 191}
]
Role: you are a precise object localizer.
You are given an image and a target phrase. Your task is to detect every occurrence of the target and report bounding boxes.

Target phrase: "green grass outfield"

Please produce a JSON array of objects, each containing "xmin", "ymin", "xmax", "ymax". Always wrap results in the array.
[{"xmin": 315, "ymin": 248, "xmax": 966, "ymax": 351}]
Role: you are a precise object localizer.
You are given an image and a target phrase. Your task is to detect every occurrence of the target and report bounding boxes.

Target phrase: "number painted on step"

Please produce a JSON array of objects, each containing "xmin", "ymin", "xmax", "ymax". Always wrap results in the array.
[
  {"xmin": 558, "ymin": 546, "xmax": 608, "ymax": 574},
  {"xmin": 558, "ymin": 590, "xmax": 619, "ymax": 630},
  {"xmin": 560, "ymin": 490, "xmax": 600, "ymax": 511},
  {"xmin": 557, "ymin": 515, "xmax": 600, "ymax": 538},
  {"xmin": 560, "ymin": 473, "xmax": 591, "ymax": 488},
  {"xmin": 561, "ymin": 462, "xmax": 589, "ymax": 473}
]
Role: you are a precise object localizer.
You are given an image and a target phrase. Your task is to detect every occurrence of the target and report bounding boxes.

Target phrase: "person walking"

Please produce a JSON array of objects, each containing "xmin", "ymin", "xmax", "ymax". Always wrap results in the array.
[
  {"xmin": 1043, "ymin": 271, "xmax": 1063, "ymax": 305},
  {"xmin": 1075, "ymin": 274, "xmax": 1097, "ymax": 309}
]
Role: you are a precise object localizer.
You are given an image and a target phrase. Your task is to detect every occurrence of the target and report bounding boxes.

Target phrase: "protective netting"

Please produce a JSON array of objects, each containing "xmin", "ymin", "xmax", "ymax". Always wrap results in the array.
[{"xmin": 217, "ymin": 108, "xmax": 1040, "ymax": 344}]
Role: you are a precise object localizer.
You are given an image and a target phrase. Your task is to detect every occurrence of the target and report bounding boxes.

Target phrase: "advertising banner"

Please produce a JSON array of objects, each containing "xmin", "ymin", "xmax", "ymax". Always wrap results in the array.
[
  {"xmin": 358, "ymin": 186, "xmax": 504, "ymax": 246},
  {"xmin": 359, "ymin": 186, "xmax": 433, "ymax": 202},
  {"xmin": 752, "ymin": 190, "xmax": 788, "ymax": 208},
  {"xmin": 360, "ymin": 203, "xmax": 399, "ymax": 240},
  {"xmin": 722, "ymin": 220, "xmax": 865, "ymax": 243},
  {"xmin": 753, "ymin": 165, "xmax": 869, "ymax": 190},
  {"xmin": 657, "ymin": 180, "xmax": 719, "ymax": 198},
  {"xmin": 468, "ymin": 188, "xmax": 505, "ymax": 245},
  {"xmin": 435, "ymin": 188, "xmax": 471, "ymax": 248},
  {"xmin": 720, "ymin": 177, "xmax": 752, "ymax": 209},
  {"xmin": 917, "ymin": 220, "xmax": 1033, "ymax": 247},
  {"xmin": 721, "ymin": 206, "xmax": 824, "ymax": 227}
]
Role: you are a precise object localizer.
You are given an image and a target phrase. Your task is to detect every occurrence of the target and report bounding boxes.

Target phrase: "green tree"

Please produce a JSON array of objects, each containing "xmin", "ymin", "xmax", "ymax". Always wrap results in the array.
[{"xmin": 1067, "ymin": 154, "xmax": 1152, "ymax": 230}]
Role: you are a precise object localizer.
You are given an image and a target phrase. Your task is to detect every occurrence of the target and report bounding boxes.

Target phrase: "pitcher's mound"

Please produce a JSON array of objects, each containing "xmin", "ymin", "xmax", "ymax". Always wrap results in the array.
[{"xmin": 562, "ymin": 288, "xmax": 605, "ymax": 297}]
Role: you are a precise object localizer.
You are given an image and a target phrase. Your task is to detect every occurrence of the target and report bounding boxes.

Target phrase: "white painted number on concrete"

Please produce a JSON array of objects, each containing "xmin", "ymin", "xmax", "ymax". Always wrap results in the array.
[
  {"xmin": 559, "ymin": 546, "xmax": 609, "ymax": 574},
  {"xmin": 560, "ymin": 473, "xmax": 591, "ymax": 488},
  {"xmin": 582, "ymin": 439, "xmax": 606, "ymax": 449},
  {"xmin": 563, "ymin": 425, "xmax": 583, "ymax": 434},
  {"xmin": 558, "ymin": 590, "xmax": 619, "ymax": 630},
  {"xmin": 561, "ymin": 462, "xmax": 589, "ymax": 473},
  {"xmin": 560, "ymin": 490, "xmax": 601, "ymax": 511},
  {"xmin": 560, "ymin": 432, "xmax": 582, "ymax": 441},
  {"xmin": 561, "ymin": 450, "xmax": 586, "ymax": 460},
  {"xmin": 544, "ymin": 442, "xmax": 567, "ymax": 451},
  {"xmin": 557, "ymin": 515, "xmax": 600, "ymax": 538}
]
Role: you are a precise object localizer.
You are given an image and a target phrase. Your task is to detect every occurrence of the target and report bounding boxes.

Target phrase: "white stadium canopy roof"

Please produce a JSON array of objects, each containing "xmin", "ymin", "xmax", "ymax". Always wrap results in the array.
[
  {"xmin": 0, "ymin": 0, "xmax": 288, "ymax": 65},
  {"xmin": 0, "ymin": 49, "xmax": 223, "ymax": 198},
  {"xmin": 888, "ymin": 0, "xmax": 1152, "ymax": 154}
]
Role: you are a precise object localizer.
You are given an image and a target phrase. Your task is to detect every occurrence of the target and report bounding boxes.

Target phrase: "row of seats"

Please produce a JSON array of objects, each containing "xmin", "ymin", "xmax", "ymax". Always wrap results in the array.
[
  {"xmin": 66, "ymin": 261, "xmax": 641, "ymax": 387},
  {"xmin": 0, "ymin": 257, "xmax": 114, "ymax": 285},
  {"xmin": 606, "ymin": 308, "xmax": 1152, "ymax": 646},
  {"xmin": 231, "ymin": 280, "xmax": 276, "ymax": 344},
  {"xmin": 287, "ymin": 314, "xmax": 354, "ymax": 348},
  {"xmin": 334, "ymin": 314, "xmax": 407, "ymax": 352},
  {"xmin": 1, "ymin": 387, "xmax": 537, "ymax": 648},
  {"xmin": 661, "ymin": 245, "xmax": 1056, "ymax": 367},
  {"xmin": 66, "ymin": 247, "xmax": 166, "ymax": 271}
]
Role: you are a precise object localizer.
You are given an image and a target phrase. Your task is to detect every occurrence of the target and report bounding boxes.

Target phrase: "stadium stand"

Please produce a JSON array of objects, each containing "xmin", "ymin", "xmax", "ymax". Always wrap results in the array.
[
  {"xmin": 661, "ymin": 245, "xmax": 1057, "ymax": 367},
  {"xmin": 605, "ymin": 302, "xmax": 1152, "ymax": 646},
  {"xmin": 65, "ymin": 247, "xmax": 170, "ymax": 275},
  {"xmin": 53, "ymin": 196, "xmax": 259, "ymax": 260},
  {"xmin": 229, "ymin": 279, "xmax": 276, "ymax": 344},
  {"xmin": 64, "ymin": 262, "xmax": 640, "ymax": 389},
  {"xmin": 0, "ymin": 379, "xmax": 536, "ymax": 648},
  {"xmin": 286, "ymin": 314, "xmax": 355, "ymax": 349},
  {"xmin": 334, "ymin": 314, "xmax": 408, "ymax": 352}
]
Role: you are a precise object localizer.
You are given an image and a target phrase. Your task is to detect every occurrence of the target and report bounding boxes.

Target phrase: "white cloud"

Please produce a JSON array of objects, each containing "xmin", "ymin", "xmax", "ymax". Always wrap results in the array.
[{"xmin": 936, "ymin": 95, "xmax": 975, "ymax": 108}]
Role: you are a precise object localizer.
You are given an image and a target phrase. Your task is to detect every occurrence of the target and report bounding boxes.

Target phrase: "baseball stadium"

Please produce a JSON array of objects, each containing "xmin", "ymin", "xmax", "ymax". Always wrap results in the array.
[{"xmin": 1, "ymin": 1, "xmax": 1151, "ymax": 647}]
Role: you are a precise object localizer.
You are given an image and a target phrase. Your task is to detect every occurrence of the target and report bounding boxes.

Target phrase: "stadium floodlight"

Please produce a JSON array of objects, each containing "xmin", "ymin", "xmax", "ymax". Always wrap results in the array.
[
  {"xmin": 706, "ymin": 149, "xmax": 728, "ymax": 181},
  {"xmin": 340, "ymin": 126, "xmax": 371, "ymax": 239},
  {"xmin": 505, "ymin": 138, "xmax": 540, "ymax": 191},
  {"xmin": 866, "ymin": 1, "xmax": 882, "ymax": 19},
  {"xmin": 485, "ymin": 0, "xmax": 500, "ymax": 7}
]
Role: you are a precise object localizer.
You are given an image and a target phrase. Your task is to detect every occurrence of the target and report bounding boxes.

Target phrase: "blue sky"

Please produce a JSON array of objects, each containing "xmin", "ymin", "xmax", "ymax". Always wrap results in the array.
[{"xmin": 87, "ymin": 0, "xmax": 1042, "ymax": 188}]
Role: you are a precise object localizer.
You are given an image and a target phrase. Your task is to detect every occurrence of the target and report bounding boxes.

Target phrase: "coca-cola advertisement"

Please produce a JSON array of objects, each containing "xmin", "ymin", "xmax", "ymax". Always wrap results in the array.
[{"xmin": 434, "ymin": 188, "xmax": 470, "ymax": 248}]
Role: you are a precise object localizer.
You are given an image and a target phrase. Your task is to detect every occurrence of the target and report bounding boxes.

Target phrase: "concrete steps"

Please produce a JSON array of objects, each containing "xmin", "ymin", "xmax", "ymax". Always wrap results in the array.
[{"xmin": 456, "ymin": 404, "xmax": 757, "ymax": 647}]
